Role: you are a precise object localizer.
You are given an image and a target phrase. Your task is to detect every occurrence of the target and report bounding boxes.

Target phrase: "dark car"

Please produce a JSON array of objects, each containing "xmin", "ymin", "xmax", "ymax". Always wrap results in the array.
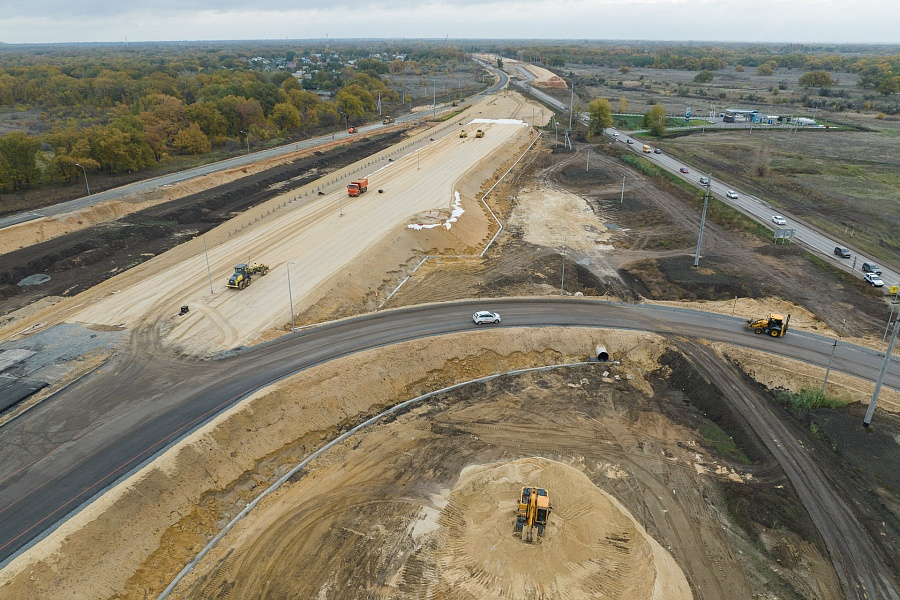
[
  {"xmin": 680, "ymin": 167, "xmax": 689, "ymax": 174},
  {"xmin": 862, "ymin": 262, "xmax": 882, "ymax": 275},
  {"xmin": 653, "ymin": 148, "xmax": 662, "ymax": 154},
  {"xmin": 834, "ymin": 246, "xmax": 851, "ymax": 258}
]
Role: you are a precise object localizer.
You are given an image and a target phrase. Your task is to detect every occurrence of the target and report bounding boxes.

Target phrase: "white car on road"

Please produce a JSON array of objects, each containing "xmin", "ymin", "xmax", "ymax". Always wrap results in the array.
[
  {"xmin": 864, "ymin": 273, "xmax": 884, "ymax": 287},
  {"xmin": 771, "ymin": 215, "xmax": 787, "ymax": 226},
  {"xmin": 473, "ymin": 311, "xmax": 501, "ymax": 325},
  {"xmin": 726, "ymin": 190, "xmax": 739, "ymax": 200}
]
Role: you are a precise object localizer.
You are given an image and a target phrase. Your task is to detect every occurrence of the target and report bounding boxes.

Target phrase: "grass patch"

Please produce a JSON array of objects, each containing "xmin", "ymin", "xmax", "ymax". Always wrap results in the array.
[
  {"xmin": 621, "ymin": 154, "xmax": 664, "ymax": 176},
  {"xmin": 611, "ymin": 114, "xmax": 709, "ymax": 131},
  {"xmin": 776, "ymin": 388, "xmax": 849, "ymax": 412},
  {"xmin": 700, "ymin": 422, "xmax": 752, "ymax": 464}
]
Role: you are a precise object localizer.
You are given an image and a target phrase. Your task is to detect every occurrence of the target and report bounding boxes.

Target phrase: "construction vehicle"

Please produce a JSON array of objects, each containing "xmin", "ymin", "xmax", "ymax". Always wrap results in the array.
[
  {"xmin": 451, "ymin": 100, "xmax": 458, "ymax": 107},
  {"xmin": 348, "ymin": 126, "xmax": 358, "ymax": 134},
  {"xmin": 382, "ymin": 116, "xmax": 394, "ymax": 124},
  {"xmin": 475, "ymin": 129, "xmax": 484, "ymax": 138},
  {"xmin": 642, "ymin": 144, "xmax": 652, "ymax": 153},
  {"xmin": 347, "ymin": 177, "xmax": 369, "ymax": 197},
  {"xmin": 514, "ymin": 486, "xmax": 551, "ymax": 542},
  {"xmin": 227, "ymin": 262, "xmax": 269, "ymax": 290},
  {"xmin": 459, "ymin": 130, "xmax": 468, "ymax": 138},
  {"xmin": 745, "ymin": 313, "xmax": 790, "ymax": 337}
]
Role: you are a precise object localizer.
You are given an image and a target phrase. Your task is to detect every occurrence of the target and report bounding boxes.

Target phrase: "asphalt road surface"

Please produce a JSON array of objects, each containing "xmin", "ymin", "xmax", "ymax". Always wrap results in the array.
[
  {"xmin": 1, "ymin": 298, "xmax": 898, "ymax": 593},
  {"xmin": 615, "ymin": 138, "xmax": 900, "ymax": 288}
]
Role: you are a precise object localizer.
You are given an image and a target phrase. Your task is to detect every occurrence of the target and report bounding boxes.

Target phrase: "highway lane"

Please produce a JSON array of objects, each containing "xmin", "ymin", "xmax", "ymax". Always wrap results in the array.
[
  {"xmin": 1, "ymin": 298, "xmax": 897, "ymax": 567},
  {"xmin": 618, "ymin": 140, "xmax": 900, "ymax": 288},
  {"xmin": 508, "ymin": 58, "xmax": 897, "ymax": 288}
]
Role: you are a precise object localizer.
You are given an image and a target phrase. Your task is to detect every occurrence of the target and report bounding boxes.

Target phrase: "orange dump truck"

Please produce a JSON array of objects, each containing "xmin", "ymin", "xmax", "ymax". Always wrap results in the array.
[{"xmin": 347, "ymin": 177, "xmax": 369, "ymax": 197}]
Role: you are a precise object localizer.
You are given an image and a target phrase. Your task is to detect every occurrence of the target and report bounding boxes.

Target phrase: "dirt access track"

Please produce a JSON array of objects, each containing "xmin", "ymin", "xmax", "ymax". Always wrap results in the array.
[{"xmin": 0, "ymin": 89, "xmax": 899, "ymax": 600}]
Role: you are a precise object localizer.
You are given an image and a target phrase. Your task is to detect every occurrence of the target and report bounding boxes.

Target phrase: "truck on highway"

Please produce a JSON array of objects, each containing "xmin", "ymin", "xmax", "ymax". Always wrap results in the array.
[
  {"xmin": 347, "ymin": 178, "xmax": 369, "ymax": 197},
  {"xmin": 642, "ymin": 144, "xmax": 652, "ymax": 153},
  {"xmin": 475, "ymin": 129, "xmax": 484, "ymax": 138}
]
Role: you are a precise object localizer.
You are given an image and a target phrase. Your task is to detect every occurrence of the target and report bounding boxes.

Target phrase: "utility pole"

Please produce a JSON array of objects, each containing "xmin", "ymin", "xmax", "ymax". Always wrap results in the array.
[
  {"xmin": 821, "ymin": 319, "xmax": 846, "ymax": 396},
  {"xmin": 432, "ymin": 77, "xmax": 436, "ymax": 121},
  {"xmin": 203, "ymin": 237, "xmax": 213, "ymax": 295},
  {"xmin": 568, "ymin": 86, "xmax": 574, "ymax": 131},
  {"xmin": 693, "ymin": 179, "xmax": 711, "ymax": 266},
  {"xmin": 864, "ymin": 316, "xmax": 900, "ymax": 427},
  {"xmin": 620, "ymin": 173, "xmax": 626, "ymax": 204},
  {"xmin": 560, "ymin": 235, "xmax": 567, "ymax": 295}
]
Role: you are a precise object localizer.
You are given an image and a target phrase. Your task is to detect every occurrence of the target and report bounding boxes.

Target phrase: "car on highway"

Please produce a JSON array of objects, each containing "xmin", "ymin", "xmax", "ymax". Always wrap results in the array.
[
  {"xmin": 626, "ymin": 138, "xmax": 634, "ymax": 144},
  {"xmin": 862, "ymin": 262, "xmax": 882, "ymax": 275},
  {"xmin": 653, "ymin": 148, "xmax": 662, "ymax": 154},
  {"xmin": 726, "ymin": 190, "xmax": 739, "ymax": 200},
  {"xmin": 679, "ymin": 167, "xmax": 689, "ymax": 173},
  {"xmin": 771, "ymin": 215, "xmax": 787, "ymax": 226},
  {"xmin": 864, "ymin": 273, "xmax": 884, "ymax": 287},
  {"xmin": 612, "ymin": 132, "xmax": 619, "ymax": 138},
  {"xmin": 699, "ymin": 176, "xmax": 710, "ymax": 185},
  {"xmin": 834, "ymin": 246, "xmax": 851, "ymax": 258},
  {"xmin": 472, "ymin": 310, "xmax": 501, "ymax": 325}
]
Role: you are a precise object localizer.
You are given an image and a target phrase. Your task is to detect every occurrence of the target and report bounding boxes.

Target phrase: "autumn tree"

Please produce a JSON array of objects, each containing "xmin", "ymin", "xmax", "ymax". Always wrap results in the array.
[
  {"xmin": 270, "ymin": 102, "xmax": 302, "ymax": 133},
  {"xmin": 619, "ymin": 96, "xmax": 628, "ymax": 114},
  {"xmin": 185, "ymin": 101, "xmax": 228, "ymax": 140},
  {"xmin": 336, "ymin": 84, "xmax": 375, "ymax": 120},
  {"xmin": 172, "ymin": 123, "xmax": 211, "ymax": 154},
  {"xmin": 798, "ymin": 70, "xmax": 834, "ymax": 87},
  {"xmin": 756, "ymin": 61, "xmax": 777, "ymax": 76},
  {"xmin": 587, "ymin": 98, "xmax": 612, "ymax": 137},
  {"xmin": 693, "ymin": 70, "xmax": 714, "ymax": 83},
  {"xmin": 643, "ymin": 104, "xmax": 667, "ymax": 136},
  {"xmin": 0, "ymin": 132, "xmax": 42, "ymax": 191}
]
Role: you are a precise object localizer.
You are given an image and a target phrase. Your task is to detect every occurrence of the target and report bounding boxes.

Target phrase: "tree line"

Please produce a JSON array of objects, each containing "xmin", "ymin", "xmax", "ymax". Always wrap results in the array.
[{"xmin": 0, "ymin": 41, "xmax": 474, "ymax": 196}]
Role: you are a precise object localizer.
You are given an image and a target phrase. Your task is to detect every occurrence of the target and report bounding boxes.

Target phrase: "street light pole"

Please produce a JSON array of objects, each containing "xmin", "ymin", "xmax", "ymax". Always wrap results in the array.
[
  {"xmin": 75, "ymin": 163, "xmax": 90, "ymax": 196},
  {"xmin": 882, "ymin": 302, "xmax": 899, "ymax": 350},
  {"xmin": 865, "ymin": 316, "xmax": 900, "ymax": 427},
  {"xmin": 620, "ymin": 173, "xmax": 625, "ymax": 204},
  {"xmin": 287, "ymin": 262, "xmax": 296, "ymax": 331},
  {"xmin": 240, "ymin": 131, "xmax": 249, "ymax": 155},
  {"xmin": 560, "ymin": 235, "xmax": 567, "ymax": 295},
  {"xmin": 693, "ymin": 180, "xmax": 711, "ymax": 266}
]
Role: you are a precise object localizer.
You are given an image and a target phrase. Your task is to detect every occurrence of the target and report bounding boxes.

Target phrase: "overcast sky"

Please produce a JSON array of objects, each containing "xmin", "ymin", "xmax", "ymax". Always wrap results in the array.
[{"xmin": 0, "ymin": 0, "xmax": 897, "ymax": 45}]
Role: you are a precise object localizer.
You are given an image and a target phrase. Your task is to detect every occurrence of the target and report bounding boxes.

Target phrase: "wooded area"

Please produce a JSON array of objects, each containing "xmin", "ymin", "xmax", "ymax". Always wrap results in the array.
[{"xmin": 0, "ymin": 41, "xmax": 475, "ymax": 202}]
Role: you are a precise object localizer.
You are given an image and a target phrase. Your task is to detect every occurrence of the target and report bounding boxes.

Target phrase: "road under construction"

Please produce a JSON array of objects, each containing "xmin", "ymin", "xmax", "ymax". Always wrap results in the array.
[{"xmin": 0, "ymin": 84, "xmax": 898, "ymax": 600}]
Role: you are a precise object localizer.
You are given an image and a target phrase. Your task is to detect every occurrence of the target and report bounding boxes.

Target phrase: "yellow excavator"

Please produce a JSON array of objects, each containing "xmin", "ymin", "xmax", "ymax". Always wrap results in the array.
[
  {"xmin": 514, "ymin": 486, "xmax": 551, "ymax": 542},
  {"xmin": 745, "ymin": 313, "xmax": 790, "ymax": 337}
]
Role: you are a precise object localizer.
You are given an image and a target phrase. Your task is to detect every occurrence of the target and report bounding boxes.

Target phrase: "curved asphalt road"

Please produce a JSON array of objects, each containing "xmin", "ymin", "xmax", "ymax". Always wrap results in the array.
[{"xmin": 1, "ymin": 298, "xmax": 897, "ymax": 571}]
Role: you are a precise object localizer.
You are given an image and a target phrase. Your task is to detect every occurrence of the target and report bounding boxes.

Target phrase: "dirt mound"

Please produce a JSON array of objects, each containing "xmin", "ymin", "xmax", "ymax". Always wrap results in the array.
[{"xmin": 433, "ymin": 458, "xmax": 691, "ymax": 599}]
